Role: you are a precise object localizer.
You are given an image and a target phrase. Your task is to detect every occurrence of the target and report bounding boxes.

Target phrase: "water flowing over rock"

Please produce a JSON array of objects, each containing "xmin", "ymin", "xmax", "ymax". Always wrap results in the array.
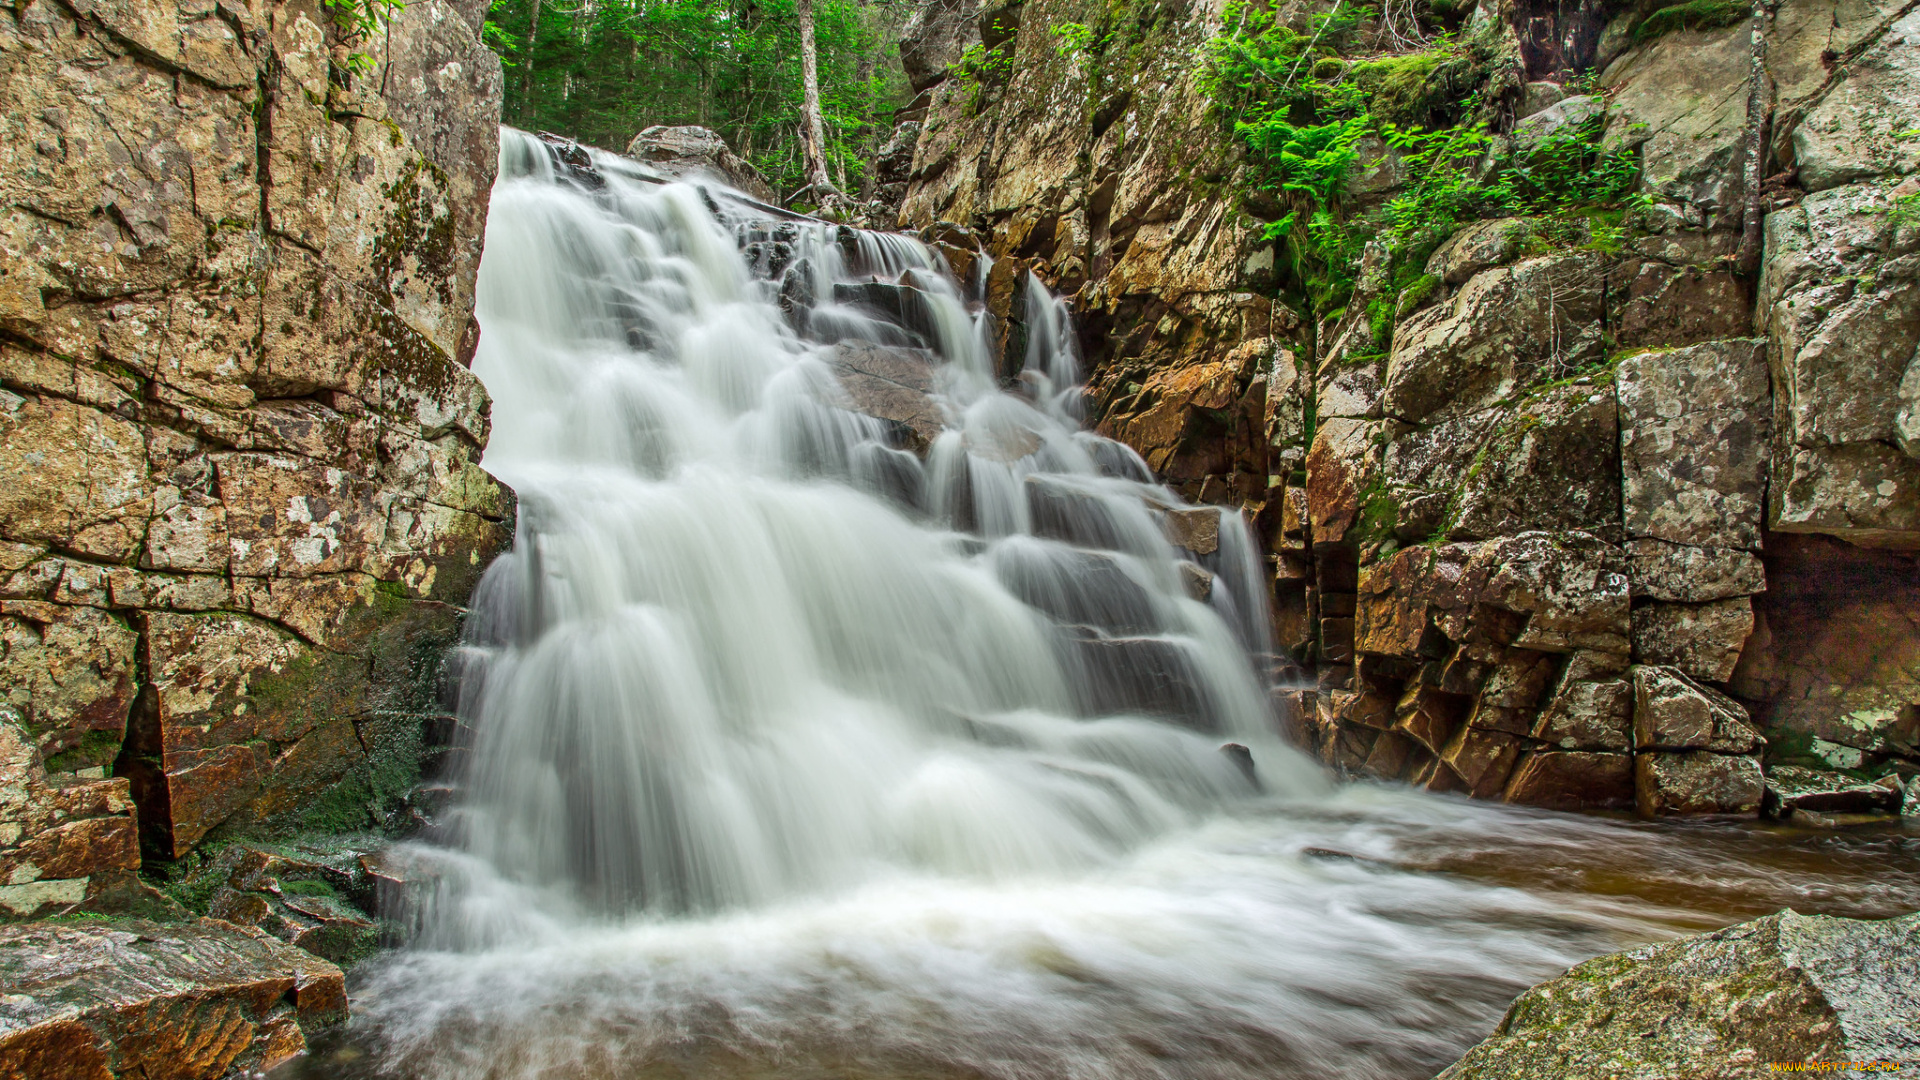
[
  {"xmin": 893, "ymin": 0, "xmax": 1920, "ymax": 817},
  {"xmin": 240, "ymin": 129, "xmax": 1920, "ymax": 1080},
  {"xmin": 0, "ymin": 0, "xmax": 509, "ymax": 867}
]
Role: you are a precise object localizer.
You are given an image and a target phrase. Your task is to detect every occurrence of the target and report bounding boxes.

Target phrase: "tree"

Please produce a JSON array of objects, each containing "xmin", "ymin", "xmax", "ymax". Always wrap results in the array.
[{"xmin": 489, "ymin": 0, "xmax": 912, "ymax": 207}]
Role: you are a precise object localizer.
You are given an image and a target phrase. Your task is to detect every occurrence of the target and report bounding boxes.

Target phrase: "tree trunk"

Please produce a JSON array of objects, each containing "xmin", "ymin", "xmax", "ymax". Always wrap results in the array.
[
  {"xmin": 796, "ymin": 0, "xmax": 839, "ymax": 203},
  {"xmin": 1737, "ymin": 0, "xmax": 1771, "ymax": 276},
  {"xmin": 520, "ymin": 0, "xmax": 543, "ymax": 122}
]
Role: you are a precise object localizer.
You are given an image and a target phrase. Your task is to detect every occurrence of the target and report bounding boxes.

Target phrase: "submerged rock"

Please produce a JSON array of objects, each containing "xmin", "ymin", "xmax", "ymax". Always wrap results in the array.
[
  {"xmin": 0, "ymin": 918, "xmax": 346, "ymax": 1077},
  {"xmin": 1439, "ymin": 909, "xmax": 1920, "ymax": 1078}
]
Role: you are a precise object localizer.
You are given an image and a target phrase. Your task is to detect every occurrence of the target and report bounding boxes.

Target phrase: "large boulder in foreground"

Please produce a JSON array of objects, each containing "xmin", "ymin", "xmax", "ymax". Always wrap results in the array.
[
  {"xmin": 1439, "ymin": 909, "xmax": 1920, "ymax": 1078},
  {"xmin": 0, "ymin": 918, "xmax": 346, "ymax": 1078}
]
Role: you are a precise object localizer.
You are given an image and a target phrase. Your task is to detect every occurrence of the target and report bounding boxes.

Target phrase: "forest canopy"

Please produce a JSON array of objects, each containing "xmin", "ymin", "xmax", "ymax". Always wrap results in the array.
[{"xmin": 485, "ymin": 0, "xmax": 913, "ymax": 198}]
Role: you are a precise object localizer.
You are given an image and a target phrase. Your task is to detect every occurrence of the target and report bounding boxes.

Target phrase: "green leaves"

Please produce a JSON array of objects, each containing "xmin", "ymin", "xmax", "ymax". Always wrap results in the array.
[{"xmin": 494, "ymin": 0, "xmax": 905, "ymax": 200}]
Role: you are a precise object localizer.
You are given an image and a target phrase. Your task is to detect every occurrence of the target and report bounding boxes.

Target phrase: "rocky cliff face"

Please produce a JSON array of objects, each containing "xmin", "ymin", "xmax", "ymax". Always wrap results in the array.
[
  {"xmin": 0, "ymin": 0, "xmax": 508, "ymax": 910},
  {"xmin": 894, "ymin": 0, "xmax": 1920, "ymax": 814}
]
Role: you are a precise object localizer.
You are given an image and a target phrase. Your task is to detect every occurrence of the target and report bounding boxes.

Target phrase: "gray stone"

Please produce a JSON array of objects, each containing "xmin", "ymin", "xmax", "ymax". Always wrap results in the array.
[
  {"xmin": 624, "ymin": 125, "xmax": 777, "ymax": 203},
  {"xmin": 1512, "ymin": 94, "xmax": 1602, "ymax": 152},
  {"xmin": 1424, "ymin": 218, "xmax": 1529, "ymax": 286},
  {"xmin": 1517, "ymin": 81, "xmax": 1567, "ymax": 119},
  {"xmin": 1438, "ymin": 910, "xmax": 1920, "ymax": 1077},
  {"xmin": 1531, "ymin": 678, "xmax": 1633, "ymax": 751},
  {"xmin": 1632, "ymin": 597, "xmax": 1755, "ymax": 682},
  {"xmin": 1601, "ymin": 22, "xmax": 1752, "ymax": 226},
  {"xmin": 1763, "ymin": 765, "xmax": 1905, "ymax": 819},
  {"xmin": 1789, "ymin": 9, "xmax": 1920, "ymax": 191},
  {"xmin": 1625, "ymin": 538, "xmax": 1766, "ymax": 602},
  {"xmin": 1384, "ymin": 255, "xmax": 1605, "ymax": 424},
  {"xmin": 1617, "ymin": 339, "xmax": 1770, "ymax": 550}
]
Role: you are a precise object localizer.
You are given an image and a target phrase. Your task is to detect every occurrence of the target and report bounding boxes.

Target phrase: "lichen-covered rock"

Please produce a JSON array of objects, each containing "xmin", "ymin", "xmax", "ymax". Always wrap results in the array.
[
  {"xmin": 1787, "ymin": 8, "xmax": 1920, "ymax": 192},
  {"xmin": 1637, "ymin": 749, "xmax": 1766, "ymax": 815},
  {"xmin": 1439, "ymin": 910, "xmax": 1920, "ymax": 1078},
  {"xmin": 1763, "ymin": 765, "xmax": 1906, "ymax": 819},
  {"xmin": 1631, "ymin": 597, "xmax": 1755, "ymax": 683},
  {"xmin": 1761, "ymin": 181, "xmax": 1920, "ymax": 547},
  {"xmin": 624, "ymin": 125, "xmax": 778, "ymax": 203},
  {"xmin": 0, "ymin": 917, "xmax": 346, "ymax": 1078},
  {"xmin": 1616, "ymin": 340, "xmax": 1770, "ymax": 550},
  {"xmin": 0, "ymin": 712, "xmax": 139, "ymax": 918},
  {"xmin": 0, "ymin": 0, "xmax": 509, "ymax": 863}
]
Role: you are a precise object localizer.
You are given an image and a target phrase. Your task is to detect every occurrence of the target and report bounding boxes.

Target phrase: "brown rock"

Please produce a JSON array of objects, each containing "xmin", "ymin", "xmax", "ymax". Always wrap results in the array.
[
  {"xmin": 1631, "ymin": 597, "xmax": 1754, "ymax": 682},
  {"xmin": 1440, "ymin": 727, "xmax": 1522, "ymax": 798},
  {"xmin": 822, "ymin": 341, "xmax": 946, "ymax": 453},
  {"xmin": 1632, "ymin": 663, "xmax": 1763, "ymax": 751},
  {"xmin": 1762, "ymin": 765, "xmax": 1906, "ymax": 819},
  {"xmin": 1504, "ymin": 750, "xmax": 1636, "ymax": 810},
  {"xmin": 1636, "ymin": 750, "xmax": 1765, "ymax": 816},
  {"xmin": 0, "ymin": 918, "xmax": 345, "ymax": 1077},
  {"xmin": 1531, "ymin": 678, "xmax": 1634, "ymax": 751}
]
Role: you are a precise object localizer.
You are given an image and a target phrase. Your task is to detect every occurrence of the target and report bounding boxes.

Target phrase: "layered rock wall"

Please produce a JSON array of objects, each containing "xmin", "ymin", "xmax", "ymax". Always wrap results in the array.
[
  {"xmin": 0, "ymin": 0, "xmax": 508, "ymax": 907},
  {"xmin": 895, "ymin": 0, "xmax": 1920, "ymax": 813}
]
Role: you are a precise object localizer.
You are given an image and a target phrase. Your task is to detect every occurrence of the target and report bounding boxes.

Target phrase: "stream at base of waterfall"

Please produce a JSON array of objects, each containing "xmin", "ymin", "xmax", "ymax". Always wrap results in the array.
[{"xmin": 276, "ymin": 130, "xmax": 1920, "ymax": 1080}]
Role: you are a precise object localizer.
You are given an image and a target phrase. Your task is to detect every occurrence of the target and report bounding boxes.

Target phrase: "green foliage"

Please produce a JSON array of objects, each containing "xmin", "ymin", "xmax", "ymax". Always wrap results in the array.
[
  {"xmin": 1200, "ymin": 0, "xmax": 1646, "ymax": 317},
  {"xmin": 326, "ymin": 0, "xmax": 406, "ymax": 76},
  {"xmin": 1631, "ymin": 0, "xmax": 1748, "ymax": 44},
  {"xmin": 1052, "ymin": 21, "xmax": 1097, "ymax": 59},
  {"xmin": 490, "ymin": 0, "xmax": 907, "ymax": 201}
]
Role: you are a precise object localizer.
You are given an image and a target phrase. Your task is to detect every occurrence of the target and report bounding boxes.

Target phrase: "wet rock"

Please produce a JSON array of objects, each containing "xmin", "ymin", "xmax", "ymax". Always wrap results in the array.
[
  {"xmin": 624, "ymin": 125, "xmax": 777, "ymax": 202},
  {"xmin": 0, "ymin": 917, "xmax": 346, "ymax": 1077},
  {"xmin": 1531, "ymin": 678, "xmax": 1633, "ymax": 752},
  {"xmin": 1763, "ymin": 765, "xmax": 1906, "ymax": 820},
  {"xmin": 1503, "ymin": 750, "xmax": 1635, "ymax": 810},
  {"xmin": 1632, "ymin": 664, "xmax": 1763, "ymax": 752},
  {"xmin": 1636, "ymin": 750, "xmax": 1765, "ymax": 815},
  {"xmin": 0, "ymin": 712, "xmax": 139, "ymax": 917},
  {"xmin": 1066, "ymin": 635, "xmax": 1215, "ymax": 729},
  {"xmin": 1162, "ymin": 507, "xmax": 1221, "ymax": 556},
  {"xmin": 1438, "ymin": 910, "xmax": 1920, "ymax": 1078},
  {"xmin": 822, "ymin": 342, "xmax": 946, "ymax": 453},
  {"xmin": 205, "ymin": 845, "xmax": 382, "ymax": 966},
  {"xmin": 1616, "ymin": 339, "xmax": 1770, "ymax": 550}
]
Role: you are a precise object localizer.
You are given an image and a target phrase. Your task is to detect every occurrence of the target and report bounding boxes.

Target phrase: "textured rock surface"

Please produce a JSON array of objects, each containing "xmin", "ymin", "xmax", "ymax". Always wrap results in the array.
[
  {"xmin": 0, "ymin": 712, "xmax": 138, "ymax": 917},
  {"xmin": 892, "ymin": 0, "xmax": 1919, "ymax": 814},
  {"xmin": 1439, "ymin": 910, "xmax": 1920, "ymax": 1077},
  {"xmin": 0, "ymin": 0, "xmax": 510, "ymax": 863},
  {"xmin": 625, "ymin": 125, "xmax": 778, "ymax": 202},
  {"xmin": 0, "ymin": 916, "xmax": 346, "ymax": 1077}
]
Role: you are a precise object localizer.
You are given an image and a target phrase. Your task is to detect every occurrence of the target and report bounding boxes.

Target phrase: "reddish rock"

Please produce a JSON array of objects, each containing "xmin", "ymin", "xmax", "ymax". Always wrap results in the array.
[
  {"xmin": 0, "ymin": 918, "xmax": 345, "ymax": 1078},
  {"xmin": 1636, "ymin": 751, "xmax": 1765, "ymax": 816},
  {"xmin": 1441, "ymin": 727, "xmax": 1522, "ymax": 798},
  {"xmin": 1503, "ymin": 751, "xmax": 1635, "ymax": 811}
]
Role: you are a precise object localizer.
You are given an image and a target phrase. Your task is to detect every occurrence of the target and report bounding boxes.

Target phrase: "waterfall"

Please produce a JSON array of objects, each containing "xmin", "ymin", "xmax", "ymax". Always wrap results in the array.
[{"xmin": 326, "ymin": 130, "xmax": 1866, "ymax": 1080}]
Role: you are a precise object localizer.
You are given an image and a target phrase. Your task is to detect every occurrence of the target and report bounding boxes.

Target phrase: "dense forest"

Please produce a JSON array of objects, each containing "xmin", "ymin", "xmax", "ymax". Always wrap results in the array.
[{"xmin": 482, "ymin": 0, "xmax": 913, "ymax": 198}]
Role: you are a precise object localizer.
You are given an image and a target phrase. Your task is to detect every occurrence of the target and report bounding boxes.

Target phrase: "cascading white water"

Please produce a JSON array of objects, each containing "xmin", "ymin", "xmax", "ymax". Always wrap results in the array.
[{"xmin": 321, "ymin": 131, "xmax": 1919, "ymax": 1080}]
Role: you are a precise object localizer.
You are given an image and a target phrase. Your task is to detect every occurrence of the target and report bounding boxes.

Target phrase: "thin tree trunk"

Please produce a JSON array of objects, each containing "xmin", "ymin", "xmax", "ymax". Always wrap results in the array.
[
  {"xmin": 1737, "ymin": 0, "xmax": 1771, "ymax": 276},
  {"xmin": 796, "ymin": 0, "xmax": 840, "ymax": 203},
  {"xmin": 520, "ymin": 0, "xmax": 543, "ymax": 121}
]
